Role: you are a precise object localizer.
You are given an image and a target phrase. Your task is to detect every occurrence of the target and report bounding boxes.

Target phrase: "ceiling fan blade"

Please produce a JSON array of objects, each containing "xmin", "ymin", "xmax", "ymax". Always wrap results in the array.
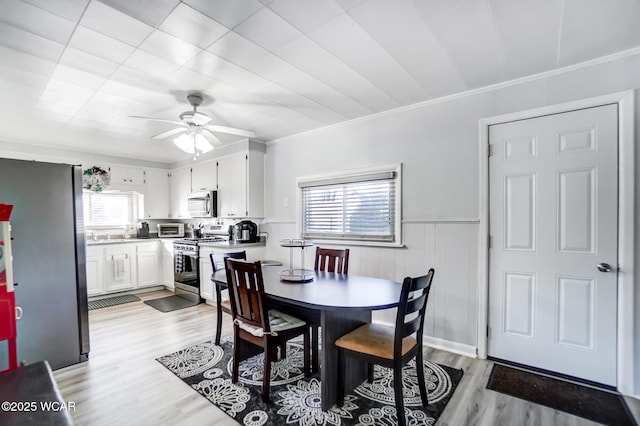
[
  {"xmin": 202, "ymin": 128, "xmax": 224, "ymax": 146},
  {"xmin": 205, "ymin": 124, "xmax": 255, "ymax": 138},
  {"xmin": 128, "ymin": 115, "xmax": 184, "ymax": 126},
  {"xmin": 192, "ymin": 112, "xmax": 212, "ymax": 125},
  {"xmin": 151, "ymin": 127, "xmax": 187, "ymax": 140}
]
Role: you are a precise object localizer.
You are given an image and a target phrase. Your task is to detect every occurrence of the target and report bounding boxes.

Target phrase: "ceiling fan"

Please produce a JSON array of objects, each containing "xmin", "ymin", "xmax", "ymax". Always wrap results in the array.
[{"xmin": 129, "ymin": 93, "xmax": 255, "ymax": 157}]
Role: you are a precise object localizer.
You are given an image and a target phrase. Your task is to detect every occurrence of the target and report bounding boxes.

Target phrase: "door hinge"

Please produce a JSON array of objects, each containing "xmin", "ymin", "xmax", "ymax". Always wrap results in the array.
[
  {"xmin": 487, "ymin": 235, "xmax": 492, "ymax": 249},
  {"xmin": 486, "ymin": 325, "xmax": 491, "ymax": 339},
  {"xmin": 487, "ymin": 144, "xmax": 492, "ymax": 157}
]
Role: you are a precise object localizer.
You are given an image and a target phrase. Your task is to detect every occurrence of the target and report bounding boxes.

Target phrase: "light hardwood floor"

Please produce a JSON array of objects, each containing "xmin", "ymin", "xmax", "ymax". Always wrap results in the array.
[{"xmin": 55, "ymin": 290, "xmax": 640, "ymax": 425}]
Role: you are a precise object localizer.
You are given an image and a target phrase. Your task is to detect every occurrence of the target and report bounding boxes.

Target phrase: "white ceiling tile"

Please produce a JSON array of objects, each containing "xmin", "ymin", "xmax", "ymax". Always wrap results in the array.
[
  {"xmin": 268, "ymin": 0, "xmax": 344, "ymax": 32},
  {"xmin": 69, "ymin": 116, "xmax": 107, "ymax": 129},
  {"xmin": 0, "ymin": 45, "xmax": 58, "ymax": 76},
  {"xmin": 308, "ymin": 14, "xmax": 427, "ymax": 104},
  {"xmin": 347, "ymin": 0, "xmax": 467, "ymax": 97},
  {"xmin": 274, "ymin": 35, "xmax": 397, "ymax": 112},
  {"xmin": 488, "ymin": 0, "xmax": 562, "ymax": 78},
  {"xmin": 74, "ymin": 108, "xmax": 116, "ymax": 123},
  {"xmin": 0, "ymin": 0, "xmax": 75, "ymax": 44},
  {"xmin": 185, "ymin": 51, "xmax": 271, "ymax": 92},
  {"xmin": 99, "ymin": 0, "xmax": 180, "ymax": 27},
  {"xmin": 559, "ymin": 0, "xmax": 639, "ymax": 66},
  {"xmin": 85, "ymin": 91, "xmax": 133, "ymax": 111},
  {"xmin": 412, "ymin": 0, "xmax": 508, "ymax": 89},
  {"xmin": 122, "ymin": 49, "xmax": 181, "ymax": 78},
  {"xmin": 234, "ymin": 7, "xmax": 301, "ymax": 51},
  {"xmin": 159, "ymin": 3, "xmax": 229, "ymax": 49},
  {"xmin": 0, "ymin": 22, "xmax": 64, "ymax": 62},
  {"xmin": 334, "ymin": 0, "xmax": 367, "ymax": 11},
  {"xmin": 0, "ymin": 62, "xmax": 50, "ymax": 93},
  {"xmin": 163, "ymin": 67, "xmax": 217, "ymax": 92},
  {"xmin": 23, "ymin": 0, "xmax": 90, "ymax": 22},
  {"xmin": 183, "ymin": 0, "xmax": 264, "ymax": 28},
  {"xmin": 100, "ymin": 79, "xmax": 153, "ymax": 102},
  {"xmin": 207, "ymin": 31, "xmax": 270, "ymax": 69},
  {"xmin": 41, "ymin": 78, "xmax": 96, "ymax": 101},
  {"xmin": 50, "ymin": 64, "xmax": 106, "ymax": 90},
  {"xmin": 68, "ymin": 25, "xmax": 136, "ymax": 64},
  {"xmin": 37, "ymin": 94, "xmax": 86, "ymax": 116},
  {"xmin": 80, "ymin": 1, "xmax": 154, "ymax": 47},
  {"xmin": 58, "ymin": 47, "xmax": 120, "ymax": 78},
  {"xmin": 139, "ymin": 30, "xmax": 202, "ymax": 65}
]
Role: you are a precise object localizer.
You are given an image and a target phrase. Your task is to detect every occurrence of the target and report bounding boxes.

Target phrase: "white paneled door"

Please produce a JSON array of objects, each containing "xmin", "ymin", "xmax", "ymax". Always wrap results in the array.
[{"xmin": 488, "ymin": 104, "xmax": 618, "ymax": 385}]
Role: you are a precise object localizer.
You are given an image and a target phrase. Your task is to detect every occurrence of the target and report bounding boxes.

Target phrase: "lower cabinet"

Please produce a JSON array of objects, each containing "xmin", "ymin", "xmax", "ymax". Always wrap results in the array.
[
  {"xmin": 160, "ymin": 240, "xmax": 174, "ymax": 290},
  {"xmin": 87, "ymin": 241, "xmax": 165, "ymax": 297}
]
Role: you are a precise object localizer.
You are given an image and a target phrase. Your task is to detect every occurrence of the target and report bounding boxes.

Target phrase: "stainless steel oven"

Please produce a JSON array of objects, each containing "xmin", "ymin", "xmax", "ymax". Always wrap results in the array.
[{"xmin": 173, "ymin": 239, "xmax": 200, "ymax": 303}]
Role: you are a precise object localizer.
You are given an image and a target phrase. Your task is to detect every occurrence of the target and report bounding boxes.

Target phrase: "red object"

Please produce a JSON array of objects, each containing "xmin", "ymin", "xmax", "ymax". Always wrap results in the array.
[
  {"xmin": 0, "ymin": 291, "xmax": 18, "ymax": 371},
  {"xmin": 0, "ymin": 204, "xmax": 13, "ymax": 222}
]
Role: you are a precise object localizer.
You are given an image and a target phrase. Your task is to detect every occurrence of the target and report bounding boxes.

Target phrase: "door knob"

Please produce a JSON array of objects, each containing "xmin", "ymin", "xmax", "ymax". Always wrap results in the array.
[{"xmin": 597, "ymin": 263, "xmax": 612, "ymax": 272}]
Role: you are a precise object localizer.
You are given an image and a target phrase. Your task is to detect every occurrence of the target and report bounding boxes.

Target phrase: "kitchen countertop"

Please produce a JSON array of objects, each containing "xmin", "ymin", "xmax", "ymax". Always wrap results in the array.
[
  {"xmin": 86, "ymin": 238, "xmax": 266, "ymax": 248},
  {"xmin": 86, "ymin": 238, "xmax": 158, "ymax": 245},
  {"xmin": 198, "ymin": 241, "xmax": 266, "ymax": 249}
]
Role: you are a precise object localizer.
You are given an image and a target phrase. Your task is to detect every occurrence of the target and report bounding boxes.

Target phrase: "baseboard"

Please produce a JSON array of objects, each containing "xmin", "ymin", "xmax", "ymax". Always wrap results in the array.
[{"xmin": 373, "ymin": 319, "xmax": 478, "ymax": 359}]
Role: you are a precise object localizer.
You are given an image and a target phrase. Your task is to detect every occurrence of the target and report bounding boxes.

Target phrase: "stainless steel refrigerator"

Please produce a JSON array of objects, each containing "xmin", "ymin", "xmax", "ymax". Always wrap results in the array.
[{"xmin": 0, "ymin": 158, "xmax": 89, "ymax": 370}]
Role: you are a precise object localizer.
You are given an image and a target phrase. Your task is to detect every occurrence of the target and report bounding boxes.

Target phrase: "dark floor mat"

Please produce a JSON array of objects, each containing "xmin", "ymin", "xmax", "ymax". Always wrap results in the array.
[
  {"xmin": 143, "ymin": 295, "xmax": 199, "ymax": 312},
  {"xmin": 88, "ymin": 294, "xmax": 140, "ymax": 310},
  {"xmin": 487, "ymin": 364, "xmax": 636, "ymax": 425}
]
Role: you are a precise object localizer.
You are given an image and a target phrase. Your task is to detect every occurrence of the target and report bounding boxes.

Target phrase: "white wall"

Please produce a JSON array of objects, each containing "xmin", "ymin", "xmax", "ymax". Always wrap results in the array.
[{"xmin": 262, "ymin": 51, "xmax": 640, "ymax": 393}]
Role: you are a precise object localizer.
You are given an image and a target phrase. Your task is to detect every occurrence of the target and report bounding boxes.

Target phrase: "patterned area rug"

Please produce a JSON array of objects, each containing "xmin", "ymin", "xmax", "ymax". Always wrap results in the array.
[
  {"xmin": 88, "ymin": 294, "xmax": 140, "ymax": 310},
  {"xmin": 157, "ymin": 338, "xmax": 463, "ymax": 425}
]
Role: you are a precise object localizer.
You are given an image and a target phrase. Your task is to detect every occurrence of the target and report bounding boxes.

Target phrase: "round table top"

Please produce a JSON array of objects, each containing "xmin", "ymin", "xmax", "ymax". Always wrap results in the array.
[{"xmin": 212, "ymin": 266, "xmax": 402, "ymax": 311}]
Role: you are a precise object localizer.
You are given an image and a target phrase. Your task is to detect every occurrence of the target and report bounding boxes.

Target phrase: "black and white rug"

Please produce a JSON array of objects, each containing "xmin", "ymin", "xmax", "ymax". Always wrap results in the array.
[{"xmin": 157, "ymin": 338, "xmax": 463, "ymax": 425}]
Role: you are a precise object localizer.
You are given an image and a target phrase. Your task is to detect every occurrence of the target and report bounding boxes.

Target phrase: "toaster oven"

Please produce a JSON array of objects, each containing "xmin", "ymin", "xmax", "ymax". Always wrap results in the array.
[{"xmin": 157, "ymin": 223, "xmax": 185, "ymax": 238}]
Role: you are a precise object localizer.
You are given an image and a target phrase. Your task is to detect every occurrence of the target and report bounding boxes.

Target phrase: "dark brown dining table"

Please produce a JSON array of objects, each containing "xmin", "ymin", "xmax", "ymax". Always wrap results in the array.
[{"xmin": 212, "ymin": 265, "xmax": 402, "ymax": 410}]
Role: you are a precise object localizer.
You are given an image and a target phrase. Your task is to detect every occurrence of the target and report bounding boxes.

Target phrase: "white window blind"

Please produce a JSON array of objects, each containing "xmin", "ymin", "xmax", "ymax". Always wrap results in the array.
[
  {"xmin": 300, "ymin": 168, "xmax": 400, "ymax": 243},
  {"xmin": 83, "ymin": 192, "xmax": 134, "ymax": 227}
]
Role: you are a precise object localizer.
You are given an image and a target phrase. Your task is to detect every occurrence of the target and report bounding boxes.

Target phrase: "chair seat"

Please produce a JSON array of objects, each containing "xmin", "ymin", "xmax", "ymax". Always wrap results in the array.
[
  {"xmin": 234, "ymin": 309, "xmax": 306, "ymax": 337},
  {"xmin": 335, "ymin": 323, "xmax": 417, "ymax": 360},
  {"xmin": 220, "ymin": 299, "xmax": 232, "ymax": 312}
]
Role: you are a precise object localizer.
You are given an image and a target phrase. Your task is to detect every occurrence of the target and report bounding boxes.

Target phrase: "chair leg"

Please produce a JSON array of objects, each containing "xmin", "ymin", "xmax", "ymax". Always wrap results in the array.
[
  {"xmin": 262, "ymin": 346, "xmax": 272, "ymax": 402},
  {"xmin": 367, "ymin": 362, "xmax": 374, "ymax": 383},
  {"xmin": 215, "ymin": 302, "xmax": 223, "ymax": 346},
  {"xmin": 231, "ymin": 330, "xmax": 240, "ymax": 383},
  {"xmin": 311, "ymin": 325, "xmax": 319, "ymax": 373},
  {"xmin": 280, "ymin": 343, "xmax": 287, "ymax": 360},
  {"xmin": 415, "ymin": 351, "xmax": 429, "ymax": 407},
  {"xmin": 303, "ymin": 328, "xmax": 311, "ymax": 377},
  {"xmin": 393, "ymin": 364, "xmax": 406, "ymax": 426}
]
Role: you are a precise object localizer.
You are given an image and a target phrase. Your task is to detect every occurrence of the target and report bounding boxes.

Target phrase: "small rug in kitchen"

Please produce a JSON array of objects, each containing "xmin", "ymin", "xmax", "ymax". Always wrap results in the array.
[{"xmin": 157, "ymin": 338, "xmax": 463, "ymax": 425}]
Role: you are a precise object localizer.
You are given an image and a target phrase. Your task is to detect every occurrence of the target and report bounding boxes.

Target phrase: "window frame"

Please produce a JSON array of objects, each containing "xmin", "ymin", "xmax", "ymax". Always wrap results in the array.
[
  {"xmin": 297, "ymin": 164, "xmax": 403, "ymax": 248},
  {"xmin": 83, "ymin": 190, "xmax": 141, "ymax": 230}
]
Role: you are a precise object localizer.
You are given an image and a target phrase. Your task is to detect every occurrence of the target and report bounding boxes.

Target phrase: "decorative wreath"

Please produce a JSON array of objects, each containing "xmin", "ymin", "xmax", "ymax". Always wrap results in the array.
[{"xmin": 83, "ymin": 166, "xmax": 111, "ymax": 193}]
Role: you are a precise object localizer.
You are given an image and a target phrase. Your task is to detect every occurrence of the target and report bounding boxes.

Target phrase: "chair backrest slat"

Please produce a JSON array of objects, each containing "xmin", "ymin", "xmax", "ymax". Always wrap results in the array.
[
  {"xmin": 225, "ymin": 258, "xmax": 268, "ymax": 331},
  {"xmin": 314, "ymin": 247, "xmax": 350, "ymax": 274},
  {"xmin": 211, "ymin": 251, "xmax": 247, "ymax": 273},
  {"xmin": 394, "ymin": 268, "xmax": 435, "ymax": 356}
]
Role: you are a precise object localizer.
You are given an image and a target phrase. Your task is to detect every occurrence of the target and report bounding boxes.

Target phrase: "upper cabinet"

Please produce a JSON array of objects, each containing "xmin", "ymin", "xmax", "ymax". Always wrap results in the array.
[
  {"xmin": 143, "ymin": 169, "xmax": 170, "ymax": 219},
  {"xmin": 169, "ymin": 167, "xmax": 191, "ymax": 219},
  {"xmin": 217, "ymin": 151, "xmax": 264, "ymax": 218},
  {"xmin": 109, "ymin": 165, "xmax": 145, "ymax": 190},
  {"xmin": 191, "ymin": 161, "xmax": 217, "ymax": 193}
]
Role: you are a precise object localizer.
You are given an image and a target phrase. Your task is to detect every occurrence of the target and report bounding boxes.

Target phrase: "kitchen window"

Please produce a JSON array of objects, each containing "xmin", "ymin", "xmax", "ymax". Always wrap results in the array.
[
  {"xmin": 83, "ymin": 191, "xmax": 137, "ymax": 227},
  {"xmin": 299, "ymin": 165, "xmax": 401, "ymax": 246}
]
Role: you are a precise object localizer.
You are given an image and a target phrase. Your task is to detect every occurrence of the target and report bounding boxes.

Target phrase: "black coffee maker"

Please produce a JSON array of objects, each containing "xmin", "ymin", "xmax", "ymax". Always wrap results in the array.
[
  {"xmin": 137, "ymin": 221, "xmax": 150, "ymax": 239},
  {"xmin": 234, "ymin": 220, "xmax": 258, "ymax": 243}
]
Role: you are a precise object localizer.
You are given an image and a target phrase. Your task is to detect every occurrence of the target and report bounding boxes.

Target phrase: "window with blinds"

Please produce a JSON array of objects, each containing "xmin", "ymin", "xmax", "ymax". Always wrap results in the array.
[
  {"xmin": 300, "ymin": 166, "xmax": 401, "ymax": 243},
  {"xmin": 83, "ymin": 191, "xmax": 135, "ymax": 227}
]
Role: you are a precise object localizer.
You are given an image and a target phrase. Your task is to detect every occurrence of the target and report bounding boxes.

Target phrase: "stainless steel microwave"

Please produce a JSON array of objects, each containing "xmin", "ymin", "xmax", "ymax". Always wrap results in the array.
[
  {"xmin": 188, "ymin": 190, "xmax": 217, "ymax": 218},
  {"xmin": 157, "ymin": 223, "xmax": 184, "ymax": 238}
]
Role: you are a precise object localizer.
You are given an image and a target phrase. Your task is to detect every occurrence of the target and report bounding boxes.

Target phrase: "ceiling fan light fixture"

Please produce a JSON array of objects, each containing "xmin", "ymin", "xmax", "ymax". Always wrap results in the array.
[{"xmin": 173, "ymin": 131, "xmax": 214, "ymax": 156}]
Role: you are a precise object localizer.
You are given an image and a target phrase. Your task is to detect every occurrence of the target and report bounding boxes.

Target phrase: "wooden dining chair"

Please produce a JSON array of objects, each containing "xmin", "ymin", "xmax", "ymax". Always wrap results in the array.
[
  {"xmin": 314, "ymin": 247, "xmax": 350, "ymax": 274},
  {"xmin": 335, "ymin": 268, "xmax": 435, "ymax": 426},
  {"xmin": 310, "ymin": 247, "xmax": 350, "ymax": 372},
  {"xmin": 225, "ymin": 258, "xmax": 311, "ymax": 402},
  {"xmin": 210, "ymin": 251, "xmax": 246, "ymax": 345}
]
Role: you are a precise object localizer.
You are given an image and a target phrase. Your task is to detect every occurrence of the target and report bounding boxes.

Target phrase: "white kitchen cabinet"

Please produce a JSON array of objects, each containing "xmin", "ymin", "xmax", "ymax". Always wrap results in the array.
[
  {"xmin": 160, "ymin": 240, "xmax": 174, "ymax": 290},
  {"xmin": 104, "ymin": 245, "xmax": 136, "ymax": 292},
  {"xmin": 191, "ymin": 161, "xmax": 217, "ymax": 193},
  {"xmin": 136, "ymin": 242, "xmax": 159, "ymax": 288},
  {"xmin": 86, "ymin": 246, "xmax": 104, "ymax": 296},
  {"xmin": 217, "ymin": 151, "xmax": 264, "ymax": 218},
  {"xmin": 169, "ymin": 167, "xmax": 191, "ymax": 218},
  {"xmin": 109, "ymin": 165, "xmax": 145, "ymax": 187},
  {"xmin": 199, "ymin": 254, "xmax": 214, "ymax": 301},
  {"xmin": 143, "ymin": 169, "xmax": 170, "ymax": 219}
]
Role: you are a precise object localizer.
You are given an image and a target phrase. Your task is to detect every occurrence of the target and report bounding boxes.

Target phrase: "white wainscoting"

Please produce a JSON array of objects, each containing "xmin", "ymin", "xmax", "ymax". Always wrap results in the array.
[{"xmin": 262, "ymin": 220, "xmax": 480, "ymax": 352}]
